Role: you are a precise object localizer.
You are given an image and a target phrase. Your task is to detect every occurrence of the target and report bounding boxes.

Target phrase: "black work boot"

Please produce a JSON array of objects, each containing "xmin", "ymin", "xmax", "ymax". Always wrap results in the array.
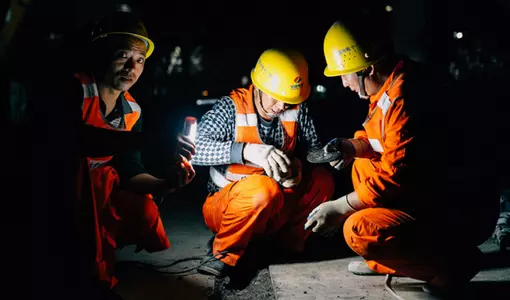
[{"xmin": 197, "ymin": 235, "xmax": 232, "ymax": 278}]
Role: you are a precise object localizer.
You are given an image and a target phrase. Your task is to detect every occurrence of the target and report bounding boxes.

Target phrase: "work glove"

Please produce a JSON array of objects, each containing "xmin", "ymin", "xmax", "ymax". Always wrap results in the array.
[
  {"xmin": 325, "ymin": 138, "xmax": 355, "ymax": 170},
  {"xmin": 281, "ymin": 157, "xmax": 302, "ymax": 188},
  {"xmin": 304, "ymin": 200, "xmax": 347, "ymax": 237},
  {"xmin": 243, "ymin": 143, "xmax": 292, "ymax": 182}
]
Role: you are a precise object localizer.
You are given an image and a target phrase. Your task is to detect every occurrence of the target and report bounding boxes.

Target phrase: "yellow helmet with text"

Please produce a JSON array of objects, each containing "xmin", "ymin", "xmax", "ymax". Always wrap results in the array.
[
  {"xmin": 251, "ymin": 48, "xmax": 310, "ymax": 105},
  {"xmin": 323, "ymin": 20, "xmax": 385, "ymax": 77}
]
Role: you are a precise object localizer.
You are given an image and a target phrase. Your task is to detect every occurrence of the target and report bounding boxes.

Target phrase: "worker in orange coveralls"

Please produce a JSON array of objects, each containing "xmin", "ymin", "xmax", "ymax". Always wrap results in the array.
[
  {"xmin": 305, "ymin": 19, "xmax": 500, "ymax": 295},
  {"xmin": 71, "ymin": 11, "xmax": 196, "ymax": 291},
  {"xmin": 192, "ymin": 49, "xmax": 335, "ymax": 278}
]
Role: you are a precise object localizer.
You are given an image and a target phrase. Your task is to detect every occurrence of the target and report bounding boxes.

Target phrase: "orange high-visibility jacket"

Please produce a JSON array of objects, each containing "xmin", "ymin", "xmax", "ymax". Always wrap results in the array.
[
  {"xmin": 75, "ymin": 72, "xmax": 141, "ymax": 168},
  {"xmin": 353, "ymin": 61, "xmax": 413, "ymax": 207},
  {"xmin": 214, "ymin": 85, "xmax": 299, "ymax": 185}
]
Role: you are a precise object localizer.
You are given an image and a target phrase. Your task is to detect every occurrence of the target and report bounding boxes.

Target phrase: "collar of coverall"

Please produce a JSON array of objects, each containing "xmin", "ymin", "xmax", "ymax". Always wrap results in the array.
[{"xmin": 368, "ymin": 60, "xmax": 405, "ymax": 104}]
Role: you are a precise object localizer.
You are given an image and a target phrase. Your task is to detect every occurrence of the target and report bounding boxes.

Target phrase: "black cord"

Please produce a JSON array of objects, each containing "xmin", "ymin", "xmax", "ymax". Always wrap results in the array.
[{"xmin": 116, "ymin": 251, "xmax": 228, "ymax": 275}]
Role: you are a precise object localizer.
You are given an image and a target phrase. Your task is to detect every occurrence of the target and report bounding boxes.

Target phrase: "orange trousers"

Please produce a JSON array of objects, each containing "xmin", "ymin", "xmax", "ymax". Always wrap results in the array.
[
  {"xmin": 87, "ymin": 166, "xmax": 170, "ymax": 287},
  {"xmin": 203, "ymin": 166, "xmax": 334, "ymax": 266},
  {"xmin": 343, "ymin": 159, "xmax": 499, "ymax": 284}
]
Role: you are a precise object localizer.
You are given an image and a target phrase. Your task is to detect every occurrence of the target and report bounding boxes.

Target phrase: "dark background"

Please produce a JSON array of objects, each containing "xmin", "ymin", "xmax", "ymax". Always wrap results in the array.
[{"xmin": 2, "ymin": 0, "xmax": 510, "ymax": 298}]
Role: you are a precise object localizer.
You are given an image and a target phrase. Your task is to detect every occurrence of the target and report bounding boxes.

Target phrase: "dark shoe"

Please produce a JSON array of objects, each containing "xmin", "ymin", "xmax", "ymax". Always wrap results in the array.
[
  {"xmin": 197, "ymin": 254, "xmax": 232, "ymax": 278},
  {"xmin": 206, "ymin": 235, "xmax": 214, "ymax": 256},
  {"xmin": 197, "ymin": 235, "xmax": 232, "ymax": 278}
]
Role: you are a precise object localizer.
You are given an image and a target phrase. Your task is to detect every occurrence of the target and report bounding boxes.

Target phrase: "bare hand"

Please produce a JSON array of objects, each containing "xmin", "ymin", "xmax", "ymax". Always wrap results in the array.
[
  {"xmin": 281, "ymin": 157, "xmax": 302, "ymax": 188},
  {"xmin": 176, "ymin": 134, "xmax": 196, "ymax": 161},
  {"xmin": 167, "ymin": 156, "xmax": 196, "ymax": 190}
]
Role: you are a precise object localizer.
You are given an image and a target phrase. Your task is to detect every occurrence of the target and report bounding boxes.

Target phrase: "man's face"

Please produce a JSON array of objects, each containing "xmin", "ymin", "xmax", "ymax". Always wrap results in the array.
[
  {"xmin": 259, "ymin": 91, "xmax": 294, "ymax": 119},
  {"xmin": 340, "ymin": 68, "xmax": 379, "ymax": 99},
  {"xmin": 100, "ymin": 36, "xmax": 147, "ymax": 92},
  {"xmin": 341, "ymin": 72, "xmax": 361, "ymax": 94}
]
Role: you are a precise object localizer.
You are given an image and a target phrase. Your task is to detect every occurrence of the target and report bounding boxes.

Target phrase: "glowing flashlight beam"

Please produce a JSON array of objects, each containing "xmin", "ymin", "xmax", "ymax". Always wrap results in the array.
[
  {"xmin": 183, "ymin": 117, "xmax": 198, "ymax": 143},
  {"xmin": 188, "ymin": 122, "xmax": 197, "ymax": 143}
]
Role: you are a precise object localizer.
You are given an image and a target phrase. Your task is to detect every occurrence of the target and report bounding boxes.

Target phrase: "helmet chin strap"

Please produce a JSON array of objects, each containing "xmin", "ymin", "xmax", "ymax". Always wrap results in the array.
[
  {"xmin": 357, "ymin": 71, "xmax": 370, "ymax": 99},
  {"xmin": 258, "ymin": 89, "xmax": 277, "ymax": 118}
]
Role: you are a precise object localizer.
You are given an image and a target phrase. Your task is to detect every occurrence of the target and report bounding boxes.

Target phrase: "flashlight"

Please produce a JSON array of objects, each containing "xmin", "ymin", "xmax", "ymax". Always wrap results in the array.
[{"xmin": 183, "ymin": 116, "xmax": 197, "ymax": 143}]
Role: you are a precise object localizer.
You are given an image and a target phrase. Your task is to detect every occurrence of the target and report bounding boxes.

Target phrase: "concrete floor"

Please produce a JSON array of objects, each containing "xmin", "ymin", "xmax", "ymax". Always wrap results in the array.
[
  {"xmin": 269, "ymin": 242, "xmax": 510, "ymax": 300},
  {"xmin": 113, "ymin": 186, "xmax": 215, "ymax": 300},
  {"xmin": 110, "ymin": 179, "xmax": 510, "ymax": 300}
]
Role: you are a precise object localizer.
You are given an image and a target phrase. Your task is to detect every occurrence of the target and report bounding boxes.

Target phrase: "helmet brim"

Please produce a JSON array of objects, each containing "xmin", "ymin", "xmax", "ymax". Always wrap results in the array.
[
  {"xmin": 323, "ymin": 58, "xmax": 381, "ymax": 77},
  {"xmin": 251, "ymin": 68, "xmax": 310, "ymax": 105},
  {"xmin": 91, "ymin": 32, "xmax": 155, "ymax": 58}
]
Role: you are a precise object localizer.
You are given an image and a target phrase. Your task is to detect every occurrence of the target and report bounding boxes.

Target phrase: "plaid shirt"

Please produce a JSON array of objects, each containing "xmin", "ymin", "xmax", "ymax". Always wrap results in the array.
[{"xmin": 192, "ymin": 96, "xmax": 322, "ymax": 193}]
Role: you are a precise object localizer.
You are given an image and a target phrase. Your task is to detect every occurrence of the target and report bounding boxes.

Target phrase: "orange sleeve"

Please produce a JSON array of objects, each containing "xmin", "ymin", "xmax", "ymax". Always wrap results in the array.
[
  {"xmin": 351, "ymin": 130, "xmax": 376, "ymax": 159},
  {"xmin": 354, "ymin": 130, "xmax": 368, "ymax": 140},
  {"xmin": 356, "ymin": 98, "xmax": 414, "ymax": 207}
]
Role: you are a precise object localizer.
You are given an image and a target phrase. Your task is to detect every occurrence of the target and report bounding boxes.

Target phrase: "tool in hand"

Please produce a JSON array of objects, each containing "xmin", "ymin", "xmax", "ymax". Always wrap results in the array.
[{"xmin": 307, "ymin": 146, "xmax": 341, "ymax": 164}]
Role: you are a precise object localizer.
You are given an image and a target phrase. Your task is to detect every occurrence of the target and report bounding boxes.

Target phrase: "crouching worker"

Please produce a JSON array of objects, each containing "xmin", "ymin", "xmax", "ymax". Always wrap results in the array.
[
  {"xmin": 305, "ymin": 19, "xmax": 500, "ymax": 295},
  {"xmin": 72, "ymin": 11, "xmax": 197, "ymax": 289},
  {"xmin": 192, "ymin": 49, "xmax": 335, "ymax": 277}
]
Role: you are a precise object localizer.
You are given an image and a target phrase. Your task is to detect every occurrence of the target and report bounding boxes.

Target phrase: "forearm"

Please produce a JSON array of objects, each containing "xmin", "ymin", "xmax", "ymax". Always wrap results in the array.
[
  {"xmin": 329, "ymin": 191, "xmax": 368, "ymax": 215},
  {"xmin": 299, "ymin": 103, "xmax": 322, "ymax": 151},
  {"xmin": 344, "ymin": 191, "xmax": 367, "ymax": 211},
  {"xmin": 347, "ymin": 138, "xmax": 375, "ymax": 159},
  {"xmin": 125, "ymin": 173, "xmax": 172, "ymax": 195},
  {"xmin": 192, "ymin": 139, "xmax": 244, "ymax": 166},
  {"xmin": 192, "ymin": 97, "xmax": 238, "ymax": 166}
]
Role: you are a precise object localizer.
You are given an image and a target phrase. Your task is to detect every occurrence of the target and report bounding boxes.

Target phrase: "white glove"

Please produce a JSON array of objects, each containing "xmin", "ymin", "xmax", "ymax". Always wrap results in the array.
[
  {"xmin": 243, "ymin": 143, "xmax": 292, "ymax": 182},
  {"xmin": 304, "ymin": 199, "xmax": 347, "ymax": 236},
  {"xmin": 281, "ymin": 157, "xmax": 302, "ymax": 188}
]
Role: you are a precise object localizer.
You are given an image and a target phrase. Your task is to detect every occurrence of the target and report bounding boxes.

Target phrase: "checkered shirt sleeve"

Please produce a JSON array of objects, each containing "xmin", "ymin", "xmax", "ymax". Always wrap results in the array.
[
  {"xmin": 297, "ymin": 102, "xmax": 322, "ymax": 152},
  {"xmin": 192, "ymin": 97, "xmax": 236, "ymax": 166}
]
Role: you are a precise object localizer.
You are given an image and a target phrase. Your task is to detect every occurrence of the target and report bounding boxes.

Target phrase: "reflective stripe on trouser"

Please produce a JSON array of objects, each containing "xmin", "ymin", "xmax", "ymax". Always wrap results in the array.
[
  {"xmin": 89, "ymin": 166, "xmax": 170, "ymax": 287},
  {"xmin": 203, "ymin": 166, "xmax": 334, "ymax": 266}
]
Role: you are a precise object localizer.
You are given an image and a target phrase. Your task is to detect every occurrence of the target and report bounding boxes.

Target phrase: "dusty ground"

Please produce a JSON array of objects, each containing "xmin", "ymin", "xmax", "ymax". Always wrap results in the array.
[
  {"xmin": 213, "ymin": 268, "xmax": 275, "ymax": 300},
  {"xmin": 210, "ymin": 233, "xmax": 352, "ymax": 300}
]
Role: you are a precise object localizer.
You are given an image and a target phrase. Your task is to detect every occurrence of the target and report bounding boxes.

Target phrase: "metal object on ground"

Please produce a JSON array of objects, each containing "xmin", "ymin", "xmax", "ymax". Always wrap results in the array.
[{"xmin": 307, "ymin": 148, "xmax": 341, "ymax": 164}]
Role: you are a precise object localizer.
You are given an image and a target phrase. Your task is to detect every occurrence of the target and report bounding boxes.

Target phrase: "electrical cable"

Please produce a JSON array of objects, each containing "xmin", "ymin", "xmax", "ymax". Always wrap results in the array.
[
  {"xmin": 384, "ymin": 274, "xmax": 407, "ymax": 300},
  {"xmin": 116, "ymin": 251, "xmax": 228, "ymax": 275}
]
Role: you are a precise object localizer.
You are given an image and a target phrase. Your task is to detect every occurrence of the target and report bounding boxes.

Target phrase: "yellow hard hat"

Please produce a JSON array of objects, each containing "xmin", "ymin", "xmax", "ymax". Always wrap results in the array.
[
  {"xmin": 323, "ymin": 21, "xmax": 383, "ymax": 77},
  {"xmin": 251, "ymin": 49, "xmax": 310, "ymax": 105},
  {"xmin": 91, "ymin": 11, "xmax": 155, "ymax": 58}
]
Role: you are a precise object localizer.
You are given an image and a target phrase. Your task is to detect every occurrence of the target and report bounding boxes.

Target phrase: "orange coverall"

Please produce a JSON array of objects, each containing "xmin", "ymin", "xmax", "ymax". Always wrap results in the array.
[
  {"xmin": 77, "ymin": 73, "xmax": 169, "ymax": 288},
  {"xmin": 198, "ymin": 86, "xmax": 334, "ymax": 266},
  {"xmin": 342, "ymin": 61, "xmax": 499, "ymax": 283}
]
